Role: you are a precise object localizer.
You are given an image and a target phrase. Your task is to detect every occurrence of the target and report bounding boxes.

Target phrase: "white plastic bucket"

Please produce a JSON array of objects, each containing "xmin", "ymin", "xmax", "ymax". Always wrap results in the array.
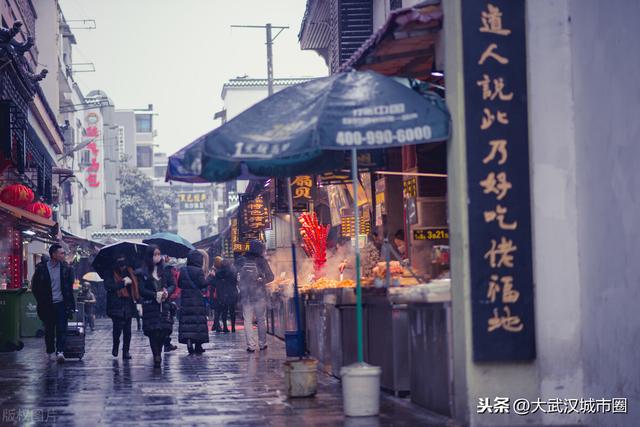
[
  {"xmin": 340, "ymin": 363, "xmax": 382, "ymax": 417},
  {"xmin": 283, "ymin": 358, "xmax": 318, "ymax": 398}
]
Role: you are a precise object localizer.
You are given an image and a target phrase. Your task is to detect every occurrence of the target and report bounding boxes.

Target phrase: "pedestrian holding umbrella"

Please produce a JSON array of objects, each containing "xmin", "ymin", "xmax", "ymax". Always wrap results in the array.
[
  {"xmin": 166, "ymin": 71, "xmax": 450, "ymax": 412},
  {"xmin": 143, "ymin": 232, "xmax": 195, "ymax": 259},
  {"xmin": 91, "ymin": 241, "xmax": 148, "ymax": 279}
]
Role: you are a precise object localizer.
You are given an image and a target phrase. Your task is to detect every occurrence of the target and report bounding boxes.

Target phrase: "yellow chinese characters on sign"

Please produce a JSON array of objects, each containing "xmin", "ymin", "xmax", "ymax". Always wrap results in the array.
[
  {"xmin": 482, "ymin": 140, "xmax": 508, "ymax": 165},
  {"xmin": 476, "ymin": 75, "xmax": 514, "ymax": 101},
  {"xmin": 481, "ymin": 109, "xmax": 509, "ymax": 130},
  {"xmin": 488, "ymin": 306, "xmax": 523, "ymax": 333},
  {"xmin": 292, "ymin": 175, "xmax": 313, "ymax": 200},
  {"xmin": 484, "ymin": 236, "xmax": 517, "ymax": 268},
  {"xmin": 486, "ymin": 274, "xmax": 520, "ymax": 304},
  {"xmin": 479, "ymin": 3, "xmax": 512, "ymax": 36},
  {"xmin": 480, "ymin": 171, "xmax": 512, "ymax": 200},
  {"xmin": 484, "ymin": 204, "xmax": 518, "ymax": 230},
  {"xmin": 478, "ymin": 43, "xmax": 509, "ymax": 65}
]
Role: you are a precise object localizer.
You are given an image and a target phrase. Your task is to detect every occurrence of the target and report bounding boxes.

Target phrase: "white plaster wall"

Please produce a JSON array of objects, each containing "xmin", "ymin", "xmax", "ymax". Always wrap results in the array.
[
  {"xmin": 447, "ymin": 0, "xmax": 640, "ymax": 425},
  {"xmin": 177, "ymin": 211, "xmax": 207, "ymax": 244},
  {"xmin": 526, "ymin": 1, "xmax": 585, "ymax": 425},
  {"xmin": 569, "ymin": 0, "xmax": 640, "ymax": 425},
  {"xmin": 34, "ymin": 0, "xmax": 60, "ymax": 117},
  {"xmin": 113, "ymin": 110, "xmax": 137, "ymax": 167}
]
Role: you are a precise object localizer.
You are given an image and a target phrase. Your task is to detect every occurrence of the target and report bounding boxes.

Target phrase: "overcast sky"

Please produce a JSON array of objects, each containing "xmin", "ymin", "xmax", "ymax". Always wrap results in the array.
[{"xmin": 58, "ymin": 0, "xmax": 328, "ymax": 155}]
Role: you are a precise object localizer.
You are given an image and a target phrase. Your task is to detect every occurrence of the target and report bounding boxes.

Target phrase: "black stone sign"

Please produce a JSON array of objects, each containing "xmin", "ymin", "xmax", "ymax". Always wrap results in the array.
[{"xmin": 462, "ymin": 0, "xmax": 536, "ymax": 361}]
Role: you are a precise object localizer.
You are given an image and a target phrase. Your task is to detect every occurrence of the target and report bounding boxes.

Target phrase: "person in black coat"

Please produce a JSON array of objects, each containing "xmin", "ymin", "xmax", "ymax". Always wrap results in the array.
[
  {"xmin": 210, "ymin": 259, "xmax": 238, "ymax": 333},
  {"xmin": 137, "ymin": 245, "xmax": 176, "ymax": 368},
  {"xmin": 178, "ymin": 250, "xmax": 209, "ymax": 354},
  {"xmin": 104, "ymin": 256, "xmax": 139, "ymax": 360},
  {"xmin": 31, "ymin": 244, "xmax": 75, "ymax": 362}
]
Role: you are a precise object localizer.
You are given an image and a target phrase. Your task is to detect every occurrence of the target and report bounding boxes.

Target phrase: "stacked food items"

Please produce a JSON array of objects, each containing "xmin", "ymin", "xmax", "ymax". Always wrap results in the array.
[
  {"xmin": 299, "ymin": 277, "xmax": 355, "ymax": 294},
  {"xmin": 371, "ymin": 261, "xmax": 404, "ymax": 279}
]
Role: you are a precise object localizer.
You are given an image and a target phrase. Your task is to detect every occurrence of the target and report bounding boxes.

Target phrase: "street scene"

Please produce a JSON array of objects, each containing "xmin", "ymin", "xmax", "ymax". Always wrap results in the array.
[{"xmin": 0, "ymin": 1, "xmax": 638, "ymax": 426}]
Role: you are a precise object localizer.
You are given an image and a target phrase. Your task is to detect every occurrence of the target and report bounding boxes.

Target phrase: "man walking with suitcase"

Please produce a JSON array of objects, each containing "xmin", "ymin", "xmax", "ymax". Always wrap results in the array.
[{"xmin": 32, "ymin": 244, "xmax": 76, "ymax": 363}]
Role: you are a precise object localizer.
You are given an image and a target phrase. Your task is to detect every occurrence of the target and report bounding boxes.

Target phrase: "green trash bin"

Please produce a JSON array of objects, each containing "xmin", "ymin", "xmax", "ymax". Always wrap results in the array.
[
  {"xmin": 0, "ymin": 288, "xmax": 25, "ymax": 352},
  {"xmin": 20, "ymin": 290, "xmax": 43, "ymax": 338}
]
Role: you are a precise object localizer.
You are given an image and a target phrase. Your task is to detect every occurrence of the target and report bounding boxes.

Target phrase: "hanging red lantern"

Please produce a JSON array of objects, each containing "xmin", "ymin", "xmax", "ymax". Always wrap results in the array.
[
  {"xmin": 0, "ymin": 183, "xmax": 35, "ymax": 208},
  {"xmin": 25, "ymin": 202, "xmax": 52, "ymax": 219}
]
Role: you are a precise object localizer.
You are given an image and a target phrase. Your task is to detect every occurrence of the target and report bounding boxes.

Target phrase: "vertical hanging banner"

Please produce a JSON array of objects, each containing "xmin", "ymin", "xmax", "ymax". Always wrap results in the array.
[
  {"xmin": 462, "ymin": 0, "xmax": 535, "ymax": 361},
  {"xmin": 239, "ymin": 193, "xmax": 271, "ymax": 240}
]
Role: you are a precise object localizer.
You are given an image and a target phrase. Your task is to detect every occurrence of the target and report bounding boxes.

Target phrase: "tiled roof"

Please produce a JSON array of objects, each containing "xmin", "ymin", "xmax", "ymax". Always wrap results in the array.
[
  {"xmin": 221, "ymin": 78, "xmax": 317, "ymax": 98},
  {"xmin": 91, "ymin": 229, "xmax": 152, "ymax": 239}
]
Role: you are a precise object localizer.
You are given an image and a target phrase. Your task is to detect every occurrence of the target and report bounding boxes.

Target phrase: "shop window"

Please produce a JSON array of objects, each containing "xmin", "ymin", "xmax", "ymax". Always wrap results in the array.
[
  {"xmin": 79, "ymin": 149, "xmax": 91, "ymax": 166},
  {"xmin": 136, "ymin": 146, "xmax": 153, "ymax": 168},
  {"xmin": 81, "ymin": 210, "xmax": 91, "ymax": 228},
  {"xmin": 135, "ymin": 114, "xmax": 152, "ymax": 133},
  {"xmin": 154, "ymin": 164, "xmax": 167, "ymax": 179}
]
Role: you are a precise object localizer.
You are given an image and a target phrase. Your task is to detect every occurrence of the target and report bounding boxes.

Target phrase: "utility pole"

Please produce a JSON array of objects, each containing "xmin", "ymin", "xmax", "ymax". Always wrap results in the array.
[
  {"xmin": 230, "ymin": 23, "xmax": 289, "ymax": 96},
  {"xmin": 230, "ymin": 23, "xmax": 306, "ymax": 354}
]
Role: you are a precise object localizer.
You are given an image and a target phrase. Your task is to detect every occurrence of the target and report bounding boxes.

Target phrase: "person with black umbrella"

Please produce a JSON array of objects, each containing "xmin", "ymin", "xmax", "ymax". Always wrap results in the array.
[
  {"xmin": 104, "ymin": 256, "xmax": 139, "ymax": 360},
  {"xmin": 137, "ymin": 245, "xmax": 176, "ymax": 368}
]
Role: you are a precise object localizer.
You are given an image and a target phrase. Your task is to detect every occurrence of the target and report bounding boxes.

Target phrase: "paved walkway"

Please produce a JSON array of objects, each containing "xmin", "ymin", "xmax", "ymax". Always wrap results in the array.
[{"xmin": 0, "ymin": 319, "xmax": 456, "ymax": 426}]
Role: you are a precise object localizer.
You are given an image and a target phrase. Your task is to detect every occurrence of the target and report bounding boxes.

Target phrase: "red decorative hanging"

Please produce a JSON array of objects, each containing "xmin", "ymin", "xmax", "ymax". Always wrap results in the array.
[
  {"xmin": 25, "ymin": 202, "xmax": 52, "ymax": 219},
  {"xmin": 0, "ymin": 183, "xmax": 35, "ymax": 208},
  {"xmin": 299, "ymin": 212, "xmax": 330, "ymax": 275}
]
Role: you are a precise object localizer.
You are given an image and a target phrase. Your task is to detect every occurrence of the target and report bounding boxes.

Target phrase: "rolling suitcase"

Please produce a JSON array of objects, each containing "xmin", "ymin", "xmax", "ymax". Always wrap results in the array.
[{"xmin": 63, "ymin": 302, "xmax": 86, "ymax": 360}]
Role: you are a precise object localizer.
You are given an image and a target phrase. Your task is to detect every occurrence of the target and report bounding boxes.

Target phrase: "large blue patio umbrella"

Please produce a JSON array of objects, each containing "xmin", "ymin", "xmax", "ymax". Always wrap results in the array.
[{"xmin": 167, "ymin": 71, "xmax": 450, "ymax": 361}]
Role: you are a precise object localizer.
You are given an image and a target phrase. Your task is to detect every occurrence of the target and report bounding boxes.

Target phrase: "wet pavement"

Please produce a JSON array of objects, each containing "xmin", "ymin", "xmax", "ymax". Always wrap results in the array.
[{"xmin": 0, "ymin": 319, "xmax": 456, "ymax": 426}]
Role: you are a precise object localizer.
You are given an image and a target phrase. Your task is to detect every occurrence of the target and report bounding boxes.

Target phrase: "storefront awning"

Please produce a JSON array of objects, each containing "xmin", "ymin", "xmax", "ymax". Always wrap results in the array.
[
  {"xmin": 339, "ymin": 1, "xmax": 443, "ymax": 79},
  {"xmin": 61, "ymin": 229, "xmax": 104, "ymax": 252},
  {"xmin": 0, "ymin": 201, "xmax": 58, "ymax": 242},
  {"xmin": 0, "ymin": 201, "xmax": 56, "ymax": 228}
]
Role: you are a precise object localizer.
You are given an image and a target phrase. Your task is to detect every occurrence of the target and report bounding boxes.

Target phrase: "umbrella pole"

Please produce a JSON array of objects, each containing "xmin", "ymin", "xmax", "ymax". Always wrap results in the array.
[
  {"xmin": 351, "ymin": 148, "xmax": 364, "ymax": 364},
  {"xmin": 286, "ymin": 178, "xmax": 303, "ymax": 345}
]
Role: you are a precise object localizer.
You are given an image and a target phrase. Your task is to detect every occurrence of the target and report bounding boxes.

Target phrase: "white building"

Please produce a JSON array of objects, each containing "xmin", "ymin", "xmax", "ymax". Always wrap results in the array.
[
  {"xmin": 221, "ymin": 77, "xmax": 317, "ymax": 120},
  {"xmin": 112, "ymin": 104, "xmax": 155, "ymax": 176},
  {"xmin": 34, "ymin": 3, "xmax": 121, "ymax": 239}
]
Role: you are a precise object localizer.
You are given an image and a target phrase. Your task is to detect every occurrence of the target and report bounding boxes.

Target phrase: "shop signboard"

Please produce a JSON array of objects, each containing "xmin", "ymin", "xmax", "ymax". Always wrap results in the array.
[
  {"xmin": 239, "ymin": 193, "xmax": 271, "ymax": 240},
  {"xmin": 341, "ymin": 215, "xmax": 371, "ymax": 238},
  {"xmin": 375, "ymin": 178, "xmax": 386, "ymax": 226},
  {"xmin": 413, "ymin": 228, "xmax": 449, "ymax": 241},
  {"xmin": 239, "ymin": 193, "xmax": 270, "ymax": 230},
  {"xmin": 82, "ymin": 111, "xmax": 102, "ymax": 188},
  {"xmin": 403, "ymin": 177, "xmax": 417, "ymax": 199},
  {"xmin": 230, "ymin": 218, "xmax": 250, "ymax": 253},
  {"xmin": 318, "ymin": 171, "xmax": 351, "ymax": 186},
  {"xmin": 275, "ymin": 176, "xmax": 315, "ymax": 212},
  {"xmin": 177, "ymin": 191, "xmax": 207, "ymax": 211},
  {"xmin": 462, "ymin": 0, "xmax": 536, "ymax": 361}
]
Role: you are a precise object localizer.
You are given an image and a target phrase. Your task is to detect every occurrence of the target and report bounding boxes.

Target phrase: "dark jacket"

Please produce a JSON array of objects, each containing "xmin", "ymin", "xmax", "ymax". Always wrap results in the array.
[
  {"xmin": 31, "ymin": 260, "xmax": 75, "ymax": 323},
  {"xmin": 178, "ymin": 251, "xmax": 209, "ymax": 344},
  {"xmin": 104, "ymin": 269, "xmax": 137, "ymax": 320},
  {"xmin": 210, "ymin": 263, "xmax": 238, "ymax": 305},
  {"xmin": 236, "ymin": 240, "xmax": 274, "ymax": 305},
  {"xmin": 137, "ymin": 264, "xmax": 176, "ymax": 336}
]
